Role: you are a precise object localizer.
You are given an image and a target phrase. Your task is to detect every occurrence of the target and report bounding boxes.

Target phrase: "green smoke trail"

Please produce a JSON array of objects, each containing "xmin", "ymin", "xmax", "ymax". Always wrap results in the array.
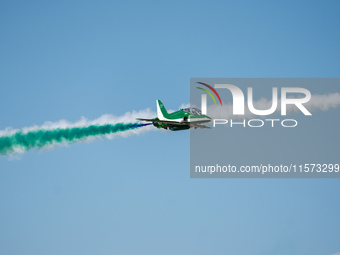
[{"xmin": 0, "ymin": 122, "xmax": 150, "ymax": 155}]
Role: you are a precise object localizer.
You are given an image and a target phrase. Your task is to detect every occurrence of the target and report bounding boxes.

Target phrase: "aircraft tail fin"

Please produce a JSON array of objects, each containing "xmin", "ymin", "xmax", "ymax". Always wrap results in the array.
[{"xmin": 157, "ymin": 100, "xmax": 169, "ymax": 120}]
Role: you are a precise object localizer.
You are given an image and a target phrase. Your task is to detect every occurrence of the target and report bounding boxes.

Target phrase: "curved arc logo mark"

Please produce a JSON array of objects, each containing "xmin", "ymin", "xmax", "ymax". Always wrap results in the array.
[
  {"xmin": 196, "ymin": 87, "xmax": 217, "ymax": 105},
  {"xmin": 196, "ymin": 82, "xmax": 223, "ymax": 106}
]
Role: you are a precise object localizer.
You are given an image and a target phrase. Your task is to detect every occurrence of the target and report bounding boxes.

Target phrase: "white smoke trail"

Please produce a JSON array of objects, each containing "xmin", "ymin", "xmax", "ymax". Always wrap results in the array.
[
  {"xmin": 0, "ymin": 108, "xmax": 157, "ymax": 155},
  {"xmin": 0, "ymin": 108, "xmax": 156, "ymax": 138}
]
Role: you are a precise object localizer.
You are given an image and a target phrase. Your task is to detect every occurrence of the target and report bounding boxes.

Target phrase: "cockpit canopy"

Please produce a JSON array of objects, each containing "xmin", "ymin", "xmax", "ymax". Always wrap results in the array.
[{"xmin": 181, "ymin": 107, "xmax": 202, "ymax": 115}]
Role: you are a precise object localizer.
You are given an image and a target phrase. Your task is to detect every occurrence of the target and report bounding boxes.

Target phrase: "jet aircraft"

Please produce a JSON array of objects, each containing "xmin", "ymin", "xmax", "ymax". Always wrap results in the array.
[{"xmin": 137, "ymin": 100, "xmax": 211, "ymax": 131}]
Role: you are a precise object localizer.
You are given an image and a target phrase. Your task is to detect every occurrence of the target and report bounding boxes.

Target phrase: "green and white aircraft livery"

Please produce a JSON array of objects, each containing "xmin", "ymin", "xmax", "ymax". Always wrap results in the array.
[{"xmin": 137, "ymin": 100, "xmax": 211, "ymax": 131}]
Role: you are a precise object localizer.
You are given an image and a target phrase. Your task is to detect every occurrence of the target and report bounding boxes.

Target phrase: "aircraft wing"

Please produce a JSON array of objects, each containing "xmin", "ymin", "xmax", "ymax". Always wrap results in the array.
[
  {"xmin": 136, "ymin": 118, "xmax": 189, "ymax": 125},
  {"xmin": 137, "ymin": 118, "xmax": 211, "ymax": 128},
  {"xmin": 136, "ymin": 118, "xmax": 156, "ymax": 122}
]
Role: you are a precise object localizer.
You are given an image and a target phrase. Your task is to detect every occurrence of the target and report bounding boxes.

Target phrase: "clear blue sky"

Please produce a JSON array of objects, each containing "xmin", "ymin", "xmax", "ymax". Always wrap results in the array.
[{"xmin": 0, "ymin": 1, "xmax": 340, "ymax": 255}]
